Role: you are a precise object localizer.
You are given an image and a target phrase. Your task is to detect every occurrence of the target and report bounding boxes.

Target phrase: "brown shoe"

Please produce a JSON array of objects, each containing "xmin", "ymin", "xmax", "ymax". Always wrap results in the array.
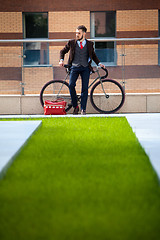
[
  {"xmin": 73, "ymin": 106, "xmax": 79, "ymax": 115},
  {"xmin": 81, "ymin": 110, "xmax": 86, "ymax": 115}
]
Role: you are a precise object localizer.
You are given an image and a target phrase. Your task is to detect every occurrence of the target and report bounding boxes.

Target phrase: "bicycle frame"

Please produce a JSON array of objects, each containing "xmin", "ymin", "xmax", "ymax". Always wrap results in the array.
[
  {"xmin": 88, "ymin": 72, "xmax": 100, "ymax": 89},
  {"xmin": 64, "ymin": 67, "xmax": 107, "ymax": 91},
  {"xmin": 88, "ymin": 68, "xmax": 109, "ymax": 98},
  {"xmin": 56, "ymin": 71, "xmax": 70, "ymax": 96},
  {"xmin": 55, "ymin": 67, "xmax": 109, "ymax": 102},
  {"xmin": 40, "ymin": 66, "xmax": 125, "ymax": 113}
]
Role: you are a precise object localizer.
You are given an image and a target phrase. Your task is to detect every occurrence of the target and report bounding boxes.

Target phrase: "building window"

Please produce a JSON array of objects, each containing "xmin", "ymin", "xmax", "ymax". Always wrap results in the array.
[
  {"xmin": 91, "ymin": 11, "xmax": 116, "ymax": 65},
  {"xmin": 23, "ymin": 13, "xmax": 49, "ymax": 66}
]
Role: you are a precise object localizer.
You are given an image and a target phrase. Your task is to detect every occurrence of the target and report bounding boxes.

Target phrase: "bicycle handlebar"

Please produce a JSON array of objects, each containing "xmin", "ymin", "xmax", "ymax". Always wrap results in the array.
[{"xmin": 100, "ymin": 67, "xmax": 108, "ymax": 79}]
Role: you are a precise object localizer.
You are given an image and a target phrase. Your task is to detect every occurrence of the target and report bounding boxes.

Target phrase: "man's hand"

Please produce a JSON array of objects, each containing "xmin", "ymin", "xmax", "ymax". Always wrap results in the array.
[
  {"xmin": 59, "ymin": 60, "xmax": 64, "ymax": 67},
  {"xmin": 99, "ymin": 63, "xmax": 105, "ymax": 69}
]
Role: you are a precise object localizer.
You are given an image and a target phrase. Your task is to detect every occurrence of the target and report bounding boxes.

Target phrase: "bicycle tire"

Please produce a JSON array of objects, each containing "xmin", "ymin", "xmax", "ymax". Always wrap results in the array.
[
  {"xmin": 40, "ymin": 80, "xmax": 72, "ymax": 112},
  {"xmin": 90, "ymin": 79, "xmax": 125, "ymax": 114}
]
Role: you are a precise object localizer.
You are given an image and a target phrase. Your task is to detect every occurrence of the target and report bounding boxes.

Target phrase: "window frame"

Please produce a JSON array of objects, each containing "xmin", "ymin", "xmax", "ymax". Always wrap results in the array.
[
  {"xmin": 90, "ymin": 11, "xmax": 117, "ymax": 66},
  {"xmin": 22, "ymin": 12, "xmax": 50, "ymax": 67}
]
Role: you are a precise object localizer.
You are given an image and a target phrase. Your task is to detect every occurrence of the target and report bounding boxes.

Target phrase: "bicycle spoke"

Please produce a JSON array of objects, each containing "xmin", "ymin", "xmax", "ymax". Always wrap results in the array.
[
  {"xmin": 90, "ymin": 79, "xmax": 125, "ymax": 114},
  {"xmin": 40, "ymin": 80, "xmax": 72, "ymax": 112}
]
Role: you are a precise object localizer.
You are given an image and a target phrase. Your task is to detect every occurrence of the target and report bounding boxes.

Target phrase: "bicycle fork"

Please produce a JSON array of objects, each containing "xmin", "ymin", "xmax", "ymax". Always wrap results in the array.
[{"xmin": 96, "ymin": 69, "xmax": 109, "ymax": 99}]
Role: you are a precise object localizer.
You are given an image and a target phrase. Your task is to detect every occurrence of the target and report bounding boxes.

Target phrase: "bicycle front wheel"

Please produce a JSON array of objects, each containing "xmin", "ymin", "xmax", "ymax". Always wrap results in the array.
[
  {"xmin": 40, "ymin": 80, "xmax": 72, "ymax": 112},
  {"xmin": 90, "ymin": 79, "xmax": 125, "ymax": 114}
]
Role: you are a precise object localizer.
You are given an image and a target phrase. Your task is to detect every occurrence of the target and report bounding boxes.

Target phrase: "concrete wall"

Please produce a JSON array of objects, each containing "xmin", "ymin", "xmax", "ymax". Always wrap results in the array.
[{"xmin": 0, "ymin": 93, "xmax": 160, "ymax": 115}]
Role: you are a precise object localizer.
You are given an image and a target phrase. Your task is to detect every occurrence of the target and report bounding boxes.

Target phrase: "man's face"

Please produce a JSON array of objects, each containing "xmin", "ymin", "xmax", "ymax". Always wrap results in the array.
[{"xmin": 76, "ymin": 29, "xmax": 85, "ymax": 41}]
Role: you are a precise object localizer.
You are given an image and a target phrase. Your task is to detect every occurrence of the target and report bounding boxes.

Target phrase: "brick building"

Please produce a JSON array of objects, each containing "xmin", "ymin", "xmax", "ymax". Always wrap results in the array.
[{"xmin": 0, "ymin": 0, "xmax": 160, "ymax": 96}]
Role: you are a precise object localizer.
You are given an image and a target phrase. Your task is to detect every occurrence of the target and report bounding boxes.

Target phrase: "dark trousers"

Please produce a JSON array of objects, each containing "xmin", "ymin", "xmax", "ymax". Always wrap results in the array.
[{"xmin": 69, "ymin": 66, "xmax": 90, "ymax": 111}]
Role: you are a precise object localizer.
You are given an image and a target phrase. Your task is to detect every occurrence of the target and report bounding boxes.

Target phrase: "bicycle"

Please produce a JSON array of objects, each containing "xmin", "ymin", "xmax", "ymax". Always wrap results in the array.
[{"xmin": 40, "ymin": 65, "xmax": 125, "ymax": 114}]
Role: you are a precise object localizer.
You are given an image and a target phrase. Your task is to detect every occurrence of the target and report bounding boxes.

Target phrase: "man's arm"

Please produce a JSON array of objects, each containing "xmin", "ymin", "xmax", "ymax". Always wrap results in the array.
[
  {"xmin": 59, "ymin": 41, "xmax": 71, "ymax": 67},
  {"xmin": 91, "ymin": 42, "xmax": 105, "ymax": 69}
]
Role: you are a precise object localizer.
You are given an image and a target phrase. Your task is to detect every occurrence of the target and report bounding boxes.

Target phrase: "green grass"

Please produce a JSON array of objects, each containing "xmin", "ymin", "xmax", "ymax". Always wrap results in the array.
[{"xmin": 0, "ymin": 117, "xmax": 160, "ymax": 240}]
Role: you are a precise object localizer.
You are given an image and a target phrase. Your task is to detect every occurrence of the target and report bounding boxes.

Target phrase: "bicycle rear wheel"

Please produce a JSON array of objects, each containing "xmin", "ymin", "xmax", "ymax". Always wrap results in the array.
[
  {"xmin": 90, "ymin": 79, "xmax": 125, "ymax": 114},
  {"xmin": 40, "ymin": 80, "xmax": 72, "ymax": 112}
]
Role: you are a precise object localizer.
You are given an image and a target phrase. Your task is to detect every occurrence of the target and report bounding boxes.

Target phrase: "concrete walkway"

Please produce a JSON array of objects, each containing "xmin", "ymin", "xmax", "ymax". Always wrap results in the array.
[
  {"xmin": 126, "ymin": 114, "xmax": 160, "ymax": 179},
  {"xmin": 0, "ymin": 114, "xmax": 160, "ymax": 179},
  {"xmin": 0, "ymin": 120, "xmax": 42, "ymax": 178}
]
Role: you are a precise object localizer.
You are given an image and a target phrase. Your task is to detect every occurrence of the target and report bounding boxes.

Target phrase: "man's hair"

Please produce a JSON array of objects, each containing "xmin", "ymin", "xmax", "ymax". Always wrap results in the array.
[{"xmin": 77, "ymin": 25, "xmax": 87, "ymax": 33}]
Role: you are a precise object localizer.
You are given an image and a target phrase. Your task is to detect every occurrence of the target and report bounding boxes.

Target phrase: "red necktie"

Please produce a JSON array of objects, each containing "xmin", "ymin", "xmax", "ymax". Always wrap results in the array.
[{"xmin": 80, "ymin": 42, "xmax": 83, "ymax": 49}]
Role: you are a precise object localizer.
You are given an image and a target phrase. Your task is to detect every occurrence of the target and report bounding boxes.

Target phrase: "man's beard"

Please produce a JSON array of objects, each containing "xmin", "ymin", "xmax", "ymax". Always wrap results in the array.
[{"xmin": 77, "ymin": 35, "xmax": 83, "ymax": 41}]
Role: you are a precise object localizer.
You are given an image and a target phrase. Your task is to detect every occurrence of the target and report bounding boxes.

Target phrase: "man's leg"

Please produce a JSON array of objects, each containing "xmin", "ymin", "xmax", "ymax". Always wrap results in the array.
[
  {"xmin": 80, "ymin": 66, "xmax": 90, "ymax": 111},
  {"xmin": 69, "ymin": 66, "xmax": 79, "ymax": 108}
]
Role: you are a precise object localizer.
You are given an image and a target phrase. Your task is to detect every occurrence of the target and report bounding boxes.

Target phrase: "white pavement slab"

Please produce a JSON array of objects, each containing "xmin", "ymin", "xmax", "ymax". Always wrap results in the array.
[
  {"xmin": 126, "ymin": 114, "xmax": 160, "ymax": 179},
  {"xmin": 0, "ymin": 121, "xmax": 42, "ymax": 177}
]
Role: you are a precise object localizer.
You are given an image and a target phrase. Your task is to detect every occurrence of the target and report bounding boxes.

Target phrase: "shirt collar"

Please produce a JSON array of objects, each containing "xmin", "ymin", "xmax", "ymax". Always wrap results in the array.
[{"xmin": 77, "ymin": 39, "xmax": 86, "ymax": 47}]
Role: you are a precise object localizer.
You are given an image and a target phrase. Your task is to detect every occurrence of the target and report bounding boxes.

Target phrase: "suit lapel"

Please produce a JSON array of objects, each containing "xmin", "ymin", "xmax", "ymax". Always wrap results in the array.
[
  {"xmin": 86, "ymin": 40, "xmax": 92, "ymax": 58},
  {"xmin": 71, "ymin": 40, "xmax": 76, "ymax": 60}
]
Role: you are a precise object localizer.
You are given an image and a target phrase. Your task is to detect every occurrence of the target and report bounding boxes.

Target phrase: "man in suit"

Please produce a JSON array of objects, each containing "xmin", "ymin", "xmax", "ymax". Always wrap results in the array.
[{"xmin": 59, "ymin": 25, "xmax": 105, "ymax": 115}]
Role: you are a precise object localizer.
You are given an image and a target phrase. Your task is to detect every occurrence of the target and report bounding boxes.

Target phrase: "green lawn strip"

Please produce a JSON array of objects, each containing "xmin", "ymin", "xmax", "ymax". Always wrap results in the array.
[{"xmin": 0, "ymin": 117, "xmax": 160, "ymax": 240}]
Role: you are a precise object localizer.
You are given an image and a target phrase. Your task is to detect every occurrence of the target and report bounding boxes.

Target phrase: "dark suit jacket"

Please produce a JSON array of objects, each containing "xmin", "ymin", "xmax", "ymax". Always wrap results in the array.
[{"xmin": 60, "ymin": 39, "xmax": 100, "ymax": 72}]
